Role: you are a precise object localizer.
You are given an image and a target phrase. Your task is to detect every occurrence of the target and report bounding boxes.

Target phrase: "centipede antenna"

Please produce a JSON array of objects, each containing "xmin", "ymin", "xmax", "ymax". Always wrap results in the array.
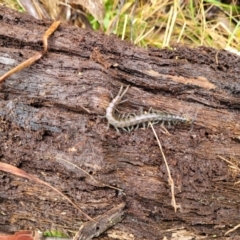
[
  {"xmin": 118, "ymin": 85, "xmax": 124, "ymax": 96},
  {"xmin": 110, "ymin": 91, "xmax": 114, "ymax": 99},
  {"xmin": 120, "ymin": 85, "xmax": 130, "ymax": 98}
]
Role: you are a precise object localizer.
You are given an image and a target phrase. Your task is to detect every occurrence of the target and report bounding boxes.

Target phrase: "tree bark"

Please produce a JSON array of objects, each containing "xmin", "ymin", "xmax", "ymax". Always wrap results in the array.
[{"xmin": 0, "ymin": 6, "xmax": 240, "ymax": 239}]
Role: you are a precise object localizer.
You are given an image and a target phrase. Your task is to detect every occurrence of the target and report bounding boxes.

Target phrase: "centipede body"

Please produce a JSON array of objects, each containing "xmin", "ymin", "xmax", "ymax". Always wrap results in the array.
[{"xmin": 105, "ymin": 86, "xmax": 190, "ymax": 131}]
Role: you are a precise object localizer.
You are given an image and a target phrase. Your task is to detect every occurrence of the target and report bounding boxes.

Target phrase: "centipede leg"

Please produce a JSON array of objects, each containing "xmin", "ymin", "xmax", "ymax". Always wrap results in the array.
[
  {"xmin": 188, "ymin": 109, "xmax": 198, "ymax": 132},
  {"xmin": 118, "ymin": 113, "xmax": 125, "ymax": 119},
  {"xmin": 189, "ymin": 119, "xmax": 194, "ymax": 132},
  {"xmin": 160, "ymin": 123, "xmax": 171, "ymax": 135},
  {"xmin": 125, "ymin": 113, "xmax": 131, "ymax": 119},
  {"xmin": 119, "ymin": 99, "xmax": 128, "ymax": 104},
  {"xmin": 135, "ymin": 124, "xmax": 139, "ymax": 130},
  {"xmin": 148, "ymin": 107, "xmax": 153, "ymax": 113},
  {"xmin": 128, "ymin": 126, "xmax": 134, "ymax": 132},
  {"xmin": 114, "ymin": 126, "xmax": 120, "ymax": 132}
]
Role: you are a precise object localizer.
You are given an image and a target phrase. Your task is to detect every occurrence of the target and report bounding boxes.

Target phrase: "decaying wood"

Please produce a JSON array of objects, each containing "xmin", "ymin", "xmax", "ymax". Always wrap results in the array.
[
  {"xmin": 0, "ymin": 6, "xmax": 240, "ymax": 239},
  {"xmin": 74, "ymin": 202, "xmax": 125, "ymax": 240}
]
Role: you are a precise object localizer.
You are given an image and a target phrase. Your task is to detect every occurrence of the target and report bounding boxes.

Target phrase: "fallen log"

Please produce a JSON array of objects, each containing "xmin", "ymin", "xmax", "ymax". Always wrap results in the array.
[{"xmin": 0, "ymin": 6, "xmax": 240, "ymax": 239}]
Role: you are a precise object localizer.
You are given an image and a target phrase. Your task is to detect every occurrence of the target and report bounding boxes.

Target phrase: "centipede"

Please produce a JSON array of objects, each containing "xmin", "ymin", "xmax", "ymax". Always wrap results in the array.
[{"xmin": 105, "ymin": 86, "xmax": 191, "ymax": 132}]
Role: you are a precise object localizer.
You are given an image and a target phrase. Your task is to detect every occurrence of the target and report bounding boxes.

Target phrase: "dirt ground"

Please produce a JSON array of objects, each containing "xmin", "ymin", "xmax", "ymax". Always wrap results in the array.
[{"xmin": 0, "ymin": 6, "xmax": 240, "ymax": 240}]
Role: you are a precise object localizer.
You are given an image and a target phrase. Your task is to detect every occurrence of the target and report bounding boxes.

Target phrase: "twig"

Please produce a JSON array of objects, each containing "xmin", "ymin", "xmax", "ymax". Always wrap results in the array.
[
  {"xmin": 0, "ymin": 162, "xmax": 94, "ymax": 221},
  {"xmin": 56, "ymin": 156, "xmax": 122, "ymax": 191},
  {"xmin": 0, "ymin": 21, "xmax": 60, "ymax": 83},
  {"xmin": 225, "ymin": 223, "xmax": 240, "ymax": 236},
  {"xmin": 149, "ymin": 122, "xmax": 181, "ymax": 212}
]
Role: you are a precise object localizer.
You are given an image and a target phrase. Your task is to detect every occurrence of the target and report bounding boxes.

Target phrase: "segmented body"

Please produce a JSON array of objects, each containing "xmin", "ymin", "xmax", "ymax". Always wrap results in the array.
[{"xmin": 106, "ymin": 86, "xmax": 190, "ymax": 131}]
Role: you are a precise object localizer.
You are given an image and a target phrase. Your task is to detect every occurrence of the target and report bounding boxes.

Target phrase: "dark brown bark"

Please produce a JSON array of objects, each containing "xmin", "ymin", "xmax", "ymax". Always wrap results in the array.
[{"xmin": 0, "ymin": 6, "xmax": 240, "ymax": 239}]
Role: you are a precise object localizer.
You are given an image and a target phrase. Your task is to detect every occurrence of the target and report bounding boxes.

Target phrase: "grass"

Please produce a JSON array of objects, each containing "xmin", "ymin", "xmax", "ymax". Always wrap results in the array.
[
  {"xmin": 1, "ymin": 0, "xmax": 240, "ymax": 50},
  {"xmin": 102, "ymin": 0, "xmax": 240, "ymax": 51}
]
